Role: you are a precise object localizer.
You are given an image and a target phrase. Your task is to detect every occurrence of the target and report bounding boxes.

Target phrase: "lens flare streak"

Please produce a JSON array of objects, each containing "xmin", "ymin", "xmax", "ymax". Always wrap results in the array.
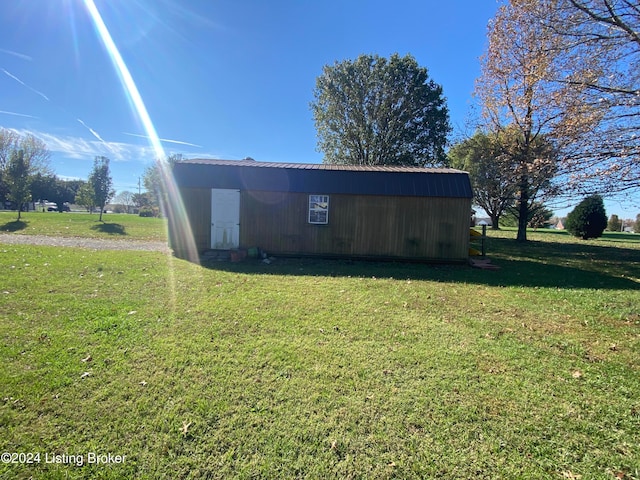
[{"xmin": 82, "ymin": 0, "xmax": 200, "ymax": 265}]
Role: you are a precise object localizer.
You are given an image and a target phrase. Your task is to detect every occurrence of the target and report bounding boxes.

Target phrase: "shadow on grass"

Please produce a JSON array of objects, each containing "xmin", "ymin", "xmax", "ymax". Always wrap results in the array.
[
  {"xmin": 90, "ymin": 222, "xmax": 127, "ymax": 236},
  {"xmin": 0, "ymin": 220, "xmax": 28, "ymax": 232},
  {"xmin": 197, "ymin": 237, "xmax": 640, "ymax": 291},
  {"xmin": 598, "ymin": 232, "xmax": 640, "ymax": 243}
]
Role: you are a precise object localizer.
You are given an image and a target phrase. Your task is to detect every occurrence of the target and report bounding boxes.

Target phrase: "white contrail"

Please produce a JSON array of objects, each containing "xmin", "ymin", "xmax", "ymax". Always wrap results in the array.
[
  {"xmin": 0, "ymin": 48, "xmax": 32, "ymax": 61},
  {"xmin": 77, "ymin": 118, "xmax": 106, "ymax": 143},
  {"xmin": 0, "ymin": 110, "xmax": 37, "ymax": 118},
  {"xmin": 122, "ymin": 131, "xmax": 202, "ymax": 148},
  {"xmin": 76, "ymin": 118, "xmax": 122, "ymax": 158},
  {"xmin": 11, "ymin": 127, "xmax": 156, "ymax": 162},
  {"xmin": 2, "ymin": 69, "xmax": 49, "ymax": 101}
]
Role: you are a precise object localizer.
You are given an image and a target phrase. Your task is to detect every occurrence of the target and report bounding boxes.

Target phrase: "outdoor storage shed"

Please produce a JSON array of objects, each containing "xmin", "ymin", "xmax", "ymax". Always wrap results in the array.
[{"xmin": 171, "ymin": 159, "xmax": 473, "ymax": 262}]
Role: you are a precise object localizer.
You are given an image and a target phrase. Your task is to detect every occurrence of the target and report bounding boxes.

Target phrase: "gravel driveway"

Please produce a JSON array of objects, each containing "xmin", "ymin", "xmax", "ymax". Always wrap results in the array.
[{"xmin": 0, "ymin": 233, "xmax": 171, "ymax": 253}]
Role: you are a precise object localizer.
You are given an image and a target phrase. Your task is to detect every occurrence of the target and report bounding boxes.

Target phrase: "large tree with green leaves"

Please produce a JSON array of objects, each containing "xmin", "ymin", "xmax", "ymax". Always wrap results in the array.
[
  {"xmin": 88, "ymin": 156, "xmax": 114, "ymax": 222},
  {"xmin": 449, "ymin": 131, "xmax": 517, "ymax": 230},
  {"xmin": 311, "ymin": 53, "xmax": 451, "ymax": 167},
  {"xmin": 449, "ymin": 128, "xmax": 558, "ymax": 231}
]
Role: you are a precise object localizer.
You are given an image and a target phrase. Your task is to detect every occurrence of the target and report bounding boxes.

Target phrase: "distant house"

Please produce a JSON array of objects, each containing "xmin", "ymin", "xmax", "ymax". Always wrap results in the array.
[{"xmin": 171, "ymin": 159, "xmax": 473, "ymax": 262}]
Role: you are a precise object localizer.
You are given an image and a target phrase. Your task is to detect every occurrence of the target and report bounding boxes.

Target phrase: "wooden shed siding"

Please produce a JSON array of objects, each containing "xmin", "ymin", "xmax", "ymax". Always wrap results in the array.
[
  {"xmin": 176, "ymin": 187, "xmax": 471, "ymax": 261},
  {"xmin": 244, "ymin": 191, "xmax": 470, "ymax": 261},
  {"xmin": 173, "ymin": 188, "xmax": 211, "ymax": 252}
]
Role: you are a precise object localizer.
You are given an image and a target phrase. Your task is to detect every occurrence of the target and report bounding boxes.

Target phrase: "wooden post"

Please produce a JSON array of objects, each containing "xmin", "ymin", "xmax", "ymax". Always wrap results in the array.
[{"xmin": 481, "ymin": 224, "xmax": 487, "ymax": 256}]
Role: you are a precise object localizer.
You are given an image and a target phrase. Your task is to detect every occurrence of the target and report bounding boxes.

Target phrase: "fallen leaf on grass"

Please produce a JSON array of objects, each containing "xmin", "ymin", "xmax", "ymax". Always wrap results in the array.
[
  {"xmin": 139, "ymin": 381, "xmax": 147, "ymax": 386},
  {"xmin": 181, "ymin": 421, "xmax": 192, "ymax": 436},
  {"xmin": 572, "ymin": 370, "xmax": 583, "ymax": 379},
  {"xmin": 80, "ymin": 371, "xmax": 91, "ymax": 379},
  {"xmin": 81, "ymin": 355, "xmax": 92, "ymax": 363},
  {"xmin": 562, "ymin": 472, "xmax": 582, "ymax": 479}
]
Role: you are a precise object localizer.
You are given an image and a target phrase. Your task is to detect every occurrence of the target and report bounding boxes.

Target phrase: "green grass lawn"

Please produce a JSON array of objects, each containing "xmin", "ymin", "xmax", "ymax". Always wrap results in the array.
[
  {"xmin": 0, "ymin": 223, "xmax": 639, "ymax": 479},
  {"xmin": 0, "ymin": 211, "xmax": 167, "ymax": 242}
]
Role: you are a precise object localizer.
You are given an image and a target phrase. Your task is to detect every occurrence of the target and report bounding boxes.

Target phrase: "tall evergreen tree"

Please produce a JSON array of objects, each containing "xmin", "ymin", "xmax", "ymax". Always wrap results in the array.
[{"xmin": 565, "ymin": 195, "xmax": 608, "ymax": 239}]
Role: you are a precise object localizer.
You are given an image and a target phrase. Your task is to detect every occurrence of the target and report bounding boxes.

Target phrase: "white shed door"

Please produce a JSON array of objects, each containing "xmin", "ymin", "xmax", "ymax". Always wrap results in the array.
[{"xmin": 211, "ymin": 189, "xmax": 240, "ymax": 249}]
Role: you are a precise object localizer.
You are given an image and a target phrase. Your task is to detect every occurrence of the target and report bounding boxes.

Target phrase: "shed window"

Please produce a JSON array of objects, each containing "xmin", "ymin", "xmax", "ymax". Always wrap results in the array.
[{"xmin": 308, "ymin": 195, "xmax": 329, "ymax": 224}]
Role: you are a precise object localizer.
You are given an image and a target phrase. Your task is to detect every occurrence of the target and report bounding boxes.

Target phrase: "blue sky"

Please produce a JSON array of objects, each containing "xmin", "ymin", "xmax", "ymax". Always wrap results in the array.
[{"xmin": 0, "ymin": 0, "xmax": 637, "ymax": 218}]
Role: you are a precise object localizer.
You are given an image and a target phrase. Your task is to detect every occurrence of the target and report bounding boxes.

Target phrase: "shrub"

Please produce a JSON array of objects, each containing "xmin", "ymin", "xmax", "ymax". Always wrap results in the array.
[
  {"xmin": 565, "ymin": 195, "xmax": 607, "ymax": 239},
  {"xmin": 139, "ymin": 207, "xmax": 157, "ymax": 217}
]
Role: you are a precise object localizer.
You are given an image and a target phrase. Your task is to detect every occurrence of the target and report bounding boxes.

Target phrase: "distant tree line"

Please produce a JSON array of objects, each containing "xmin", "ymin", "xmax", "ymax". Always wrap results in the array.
[
  {"xmin": 0, "ymin": 127, "xmax": 178, "ymax": 220},
  {"xmin": 0, "ymin": 128, "xmax": 120, "ymax": 220}
]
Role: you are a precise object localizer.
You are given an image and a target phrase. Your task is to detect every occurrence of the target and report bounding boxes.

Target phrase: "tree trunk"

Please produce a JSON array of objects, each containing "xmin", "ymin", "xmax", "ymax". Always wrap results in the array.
[
  {"xmin": 491, "ymin": 215, "xmax": 500, "ymax": 230},
  {"xmin": 516, "ymin": 182, "xmax": 529, "ymax": 242}
]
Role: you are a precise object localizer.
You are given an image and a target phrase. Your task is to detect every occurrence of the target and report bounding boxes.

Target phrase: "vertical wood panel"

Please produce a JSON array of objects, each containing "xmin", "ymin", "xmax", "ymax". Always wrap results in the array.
[
  {"xmin": 238, "ymin": 191, "xmax": 470, "ymax": 261},
  {"xmin": 172, "ymin": 188, "xmax": 211, "ymax": 255},
  {"xmin": 176, "ymin": 187, "xmax": 471, "ymax": 261}
]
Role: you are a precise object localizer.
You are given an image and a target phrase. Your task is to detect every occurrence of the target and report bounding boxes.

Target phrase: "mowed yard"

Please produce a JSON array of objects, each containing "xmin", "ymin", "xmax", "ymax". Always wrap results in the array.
[{"xmin": 1, "ymin": 212, "xmax": 639, "ymax": 479}]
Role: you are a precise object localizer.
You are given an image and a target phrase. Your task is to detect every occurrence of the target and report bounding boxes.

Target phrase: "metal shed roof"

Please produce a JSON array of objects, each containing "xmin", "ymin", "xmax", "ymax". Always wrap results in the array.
[{"xmin": 173, "ymin": 159, "xmax": 473, "ymax": 198}]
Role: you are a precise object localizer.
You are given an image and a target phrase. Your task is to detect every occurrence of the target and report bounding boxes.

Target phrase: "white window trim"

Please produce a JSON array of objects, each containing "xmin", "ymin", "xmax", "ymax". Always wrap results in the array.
[{"xmin": 308, "ymin": 194, "xmax": 329, "ymax": 224}]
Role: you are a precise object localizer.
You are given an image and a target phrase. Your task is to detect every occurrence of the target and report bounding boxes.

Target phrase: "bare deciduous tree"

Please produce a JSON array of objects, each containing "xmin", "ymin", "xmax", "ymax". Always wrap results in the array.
[
  {"xmin": 0, "ymin": 128, "xmax": 51, "ymax": 203},
  {"xmin": 536, "ymin": 0, "xmax": 640, "ymax": 195},
  {"xmin": 114, "ymin": 190, "xmax": 134, "ymax": 214}
]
